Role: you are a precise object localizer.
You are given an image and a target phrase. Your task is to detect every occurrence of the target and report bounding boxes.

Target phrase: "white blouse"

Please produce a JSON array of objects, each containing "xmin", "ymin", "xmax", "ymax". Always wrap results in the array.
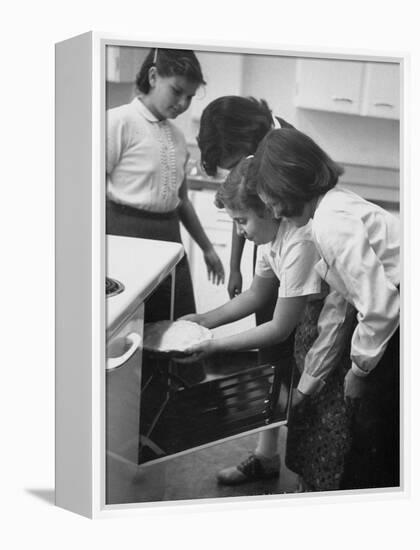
[
  {"xmin": 300, "ymin": 187, "xmax": 400, "ymax": 393},
  {"xmin": 106, "ymin": 98, "xmax": 189, "ymax": 213}
]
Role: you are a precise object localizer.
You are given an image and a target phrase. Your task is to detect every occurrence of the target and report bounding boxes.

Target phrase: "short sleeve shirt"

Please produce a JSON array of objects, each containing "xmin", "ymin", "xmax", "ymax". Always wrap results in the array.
[
  {"xmin": 106, "ymin": 98, "xmax": 189, "ymax": 212},
  {"xmin": 255, "ymin": 218, "xmax": 322, "ymax": 298}
]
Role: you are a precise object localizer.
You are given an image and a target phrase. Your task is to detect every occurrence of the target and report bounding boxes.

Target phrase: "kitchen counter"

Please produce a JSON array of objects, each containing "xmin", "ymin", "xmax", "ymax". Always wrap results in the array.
[{"xmin": 106, "ymin": 235, "xmax": 184, "ymax": 339}]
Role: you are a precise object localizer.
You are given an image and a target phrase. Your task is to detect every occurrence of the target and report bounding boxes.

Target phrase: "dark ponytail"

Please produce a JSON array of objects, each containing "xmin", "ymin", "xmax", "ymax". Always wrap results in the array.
[{"xmin": 136, "ymin": 48, "xmax": 206, "ymax": 94}]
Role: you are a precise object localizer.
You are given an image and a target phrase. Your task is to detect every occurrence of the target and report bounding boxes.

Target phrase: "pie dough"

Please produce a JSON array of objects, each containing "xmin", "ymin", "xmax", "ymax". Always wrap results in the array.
[{"xmin": 143, "ymin": 320, "xmax": 212, "ymax": 354}]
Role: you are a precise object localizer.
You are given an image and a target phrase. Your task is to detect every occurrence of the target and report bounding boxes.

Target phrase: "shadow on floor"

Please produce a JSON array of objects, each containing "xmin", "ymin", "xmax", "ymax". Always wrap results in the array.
[{"xmin": 25, "ymin": 488, "xmax": 55, "ymax": 505}]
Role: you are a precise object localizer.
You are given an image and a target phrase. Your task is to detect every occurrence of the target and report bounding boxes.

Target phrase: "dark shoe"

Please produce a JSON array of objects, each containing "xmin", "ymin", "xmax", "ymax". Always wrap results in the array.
[{"xmin": 217, "ymin": 453, "xmax": 280, "ymax": 486}]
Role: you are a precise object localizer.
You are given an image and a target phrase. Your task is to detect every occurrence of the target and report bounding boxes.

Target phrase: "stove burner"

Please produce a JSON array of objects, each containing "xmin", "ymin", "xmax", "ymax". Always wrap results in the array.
[{"xmin": 106, "ymin": 277, "xmax": 125, "ymax": 297}]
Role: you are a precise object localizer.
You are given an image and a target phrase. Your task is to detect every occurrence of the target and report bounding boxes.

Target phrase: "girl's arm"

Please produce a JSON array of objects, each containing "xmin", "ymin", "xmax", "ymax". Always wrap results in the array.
[
  {"xmin": 180, "ymin": 287, "xmax": 308, "ymax": 362},
  {"xmin": 178, "ymin": 180, "xmax": 225, "ymax": 285},
  {"xmin": 314, "ymin": 213, "xmax": 399, "ymax": 377},
  {"xmin": 180, "ymin": 274, "xmax": 278, "ymax": 329},
  {"xmin": 211, "ymin": 295, "xmax": 307, "ymax": 353},
  {"xmin": 228, "ymin": 229, "xmax": 246, "ymax": 298}
]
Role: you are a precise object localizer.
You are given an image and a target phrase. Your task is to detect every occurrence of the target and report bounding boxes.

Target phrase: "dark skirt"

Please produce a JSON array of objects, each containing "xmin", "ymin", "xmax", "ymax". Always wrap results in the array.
[
  {"xmin": 285, "ymin": 298, "xmax": 353, "ymax": 492},
  {"xmin": 107, "ymin": 200, "xmax": 203, "ymax": 384},
  {"xmin": 340, "ymin": 326, "xmax": 400, "ymax": 490}
]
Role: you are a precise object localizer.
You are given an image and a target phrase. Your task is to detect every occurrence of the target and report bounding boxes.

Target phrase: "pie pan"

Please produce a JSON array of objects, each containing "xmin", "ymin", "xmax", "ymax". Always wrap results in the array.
[{"xmin": 143, "ymin": 320, "xmax": 212, "ymax": 357}]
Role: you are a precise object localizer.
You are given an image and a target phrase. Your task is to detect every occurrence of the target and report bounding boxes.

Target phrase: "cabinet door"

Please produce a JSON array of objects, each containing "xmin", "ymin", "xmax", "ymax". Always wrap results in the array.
[
  {"xmin": 361, "ymin": 62, "xmax": 400, "ymax": 119},
  {"xmin": 295, "ymin": 58, "xmax": 365, "ymax": 115}
]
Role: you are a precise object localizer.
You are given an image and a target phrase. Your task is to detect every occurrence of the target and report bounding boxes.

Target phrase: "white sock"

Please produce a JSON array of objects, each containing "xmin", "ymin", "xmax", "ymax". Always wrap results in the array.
[{"xmin": 255, "ymin": 427, "xmax": 280, "ymax": 459}]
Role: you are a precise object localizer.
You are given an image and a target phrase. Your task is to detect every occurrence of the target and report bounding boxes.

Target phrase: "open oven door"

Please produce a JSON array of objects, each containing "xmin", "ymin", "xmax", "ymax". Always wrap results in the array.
[{"xmin": 137, "ymin": 352, "xmax": 295, "ymax": 466}]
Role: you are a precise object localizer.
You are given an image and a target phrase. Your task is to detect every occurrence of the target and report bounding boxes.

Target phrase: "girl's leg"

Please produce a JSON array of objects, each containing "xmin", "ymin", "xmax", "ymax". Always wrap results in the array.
[
  {"xmin": 217, "ymin": 427, "xmax": 281, "ymax": 485},
  {"xmin": 255, "ymin": 427, "xmax": 280, "ymax": 458}
]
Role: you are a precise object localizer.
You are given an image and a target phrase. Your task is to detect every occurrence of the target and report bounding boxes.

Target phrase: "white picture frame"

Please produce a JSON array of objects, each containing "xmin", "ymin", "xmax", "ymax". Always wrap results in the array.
[{"xmin": 55, "ymin": 31, "xmax": 406, "ymax": 518}]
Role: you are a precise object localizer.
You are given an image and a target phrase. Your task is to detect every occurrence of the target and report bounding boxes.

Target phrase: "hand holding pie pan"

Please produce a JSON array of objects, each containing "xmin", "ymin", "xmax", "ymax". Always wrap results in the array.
[{"xmin": 143, "ymin": 320, "xmax": 213, "ymax": 358}]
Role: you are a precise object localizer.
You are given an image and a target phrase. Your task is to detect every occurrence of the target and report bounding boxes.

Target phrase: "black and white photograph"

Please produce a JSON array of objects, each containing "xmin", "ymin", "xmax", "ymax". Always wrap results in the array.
[
  {"xmin": 4, "ymin": 0, "xmax": 420, "ymax": 546},
  {"xmin": 103, "ymin": 43, "xmax": 401, "ymax": 506}
]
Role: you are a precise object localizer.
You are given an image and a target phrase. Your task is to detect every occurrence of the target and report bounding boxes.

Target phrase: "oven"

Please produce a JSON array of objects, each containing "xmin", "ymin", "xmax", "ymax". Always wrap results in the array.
[
  {"xmin": 137, "ymin": 351, "xmax": 294, "ymax": 466},
  {"xmin": 105, "ymin": 236, "xmax": 294, "ymax": 500}
]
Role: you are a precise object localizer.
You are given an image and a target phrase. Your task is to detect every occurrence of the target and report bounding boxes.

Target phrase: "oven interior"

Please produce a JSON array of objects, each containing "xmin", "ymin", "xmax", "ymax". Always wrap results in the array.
[{"xmin": 138, "ymin": 348, "xmax": 294, "ymax": 465}]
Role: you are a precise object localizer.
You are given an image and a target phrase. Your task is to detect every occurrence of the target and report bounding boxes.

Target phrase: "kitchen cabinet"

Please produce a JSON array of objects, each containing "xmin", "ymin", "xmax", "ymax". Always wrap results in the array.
[
  {"xmin": 295, "ymin": 59, "xmax": 364, "ymax": 115},
  {"xmin": 361, "ymin": 62, "xmax": 400, "ymax": 119},
  {"xmin": 295, "ymin": 58, "xmax": 400, "ymax": 119},
  {"xmin": 181, "ymin": 188, "xmax": 255, "ymax": 338}
]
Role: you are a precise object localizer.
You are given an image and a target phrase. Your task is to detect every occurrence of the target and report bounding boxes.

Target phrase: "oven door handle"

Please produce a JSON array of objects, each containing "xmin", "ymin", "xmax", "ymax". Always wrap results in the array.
[{"xmin": 106, "ymin": 332, "xmax": 141, "ymax": 371}]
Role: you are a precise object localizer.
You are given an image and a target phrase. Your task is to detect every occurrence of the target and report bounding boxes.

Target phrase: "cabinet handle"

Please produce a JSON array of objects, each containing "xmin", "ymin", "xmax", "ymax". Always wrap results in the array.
[
  {"xmin": 374, "ymin": 102, "xmax": 394, "ymax": 108},
  {"xmin": 332, "ymin": 96, "xmax": 353, "ymax": 103},
  {"xmin": 212, "ymin": 242, "xmax": 227, "ymax": 248}
]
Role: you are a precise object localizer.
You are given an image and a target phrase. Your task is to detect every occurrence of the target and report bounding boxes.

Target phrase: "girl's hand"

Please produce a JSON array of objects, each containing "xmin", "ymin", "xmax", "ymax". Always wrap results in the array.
[
  {"xmin": 291, "ymin": 388, "xmax": 307, "ymax": 408},
  {"xmin": 228, "ymin": 270, "xmax": 243, "ymax": 298},
  {"xmin": 203, "ymin": 248, "xmax": 225, "ymax": 285},
  {"xmin": 344, "ymin": 369, "xmax": 367, "ymax": 406},
  {"xmin": 174, "ymin": 338, "xmax": 217, "ymax": 363}
]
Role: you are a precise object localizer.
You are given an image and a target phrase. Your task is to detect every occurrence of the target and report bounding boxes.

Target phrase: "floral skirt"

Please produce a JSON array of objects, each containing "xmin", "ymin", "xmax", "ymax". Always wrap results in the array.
[{"xmin": 285, "ymin": 299, "xmax": 353, "ymax": 492}]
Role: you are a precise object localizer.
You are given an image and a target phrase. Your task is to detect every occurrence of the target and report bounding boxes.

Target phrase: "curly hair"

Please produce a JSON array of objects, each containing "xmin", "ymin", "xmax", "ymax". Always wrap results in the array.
[
  {"xmin": 136, "ymin": 48, "xmax": 205, "ymax": 94},
  {"xmin": 253, "ymin": 128, "xmax": 344, "ymax": 217},
  {"xmin": 215, "ymin": 157, "xmax": 267, "ymax": 217},
  {"xmin": 198, "ymin": 96, "xmax": 274, "ymax": 176}
]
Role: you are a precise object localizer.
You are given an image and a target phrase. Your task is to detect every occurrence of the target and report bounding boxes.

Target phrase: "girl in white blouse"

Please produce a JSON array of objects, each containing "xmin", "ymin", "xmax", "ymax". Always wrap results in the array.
[
  {"xmin": 254, "ymin": 128, "xmax": 400, "ymax": 489},
  {"xmin": 180, "ymin": 158, "xmax": 354, "ymax": 491}
]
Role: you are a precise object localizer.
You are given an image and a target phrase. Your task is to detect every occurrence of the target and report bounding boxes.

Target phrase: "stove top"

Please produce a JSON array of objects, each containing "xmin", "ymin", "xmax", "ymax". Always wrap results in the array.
[{"xmin": 106, "ymin": 277, "xmax": 125, "ymax": 298}]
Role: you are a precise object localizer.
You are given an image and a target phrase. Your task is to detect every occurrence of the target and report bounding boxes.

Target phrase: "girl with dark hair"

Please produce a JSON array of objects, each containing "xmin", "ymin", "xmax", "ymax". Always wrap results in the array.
[
  {"xmin": 106, "ymin": 48, "xmax": 225, "ymax": 325},
  {"xmin": 254, "ymin": 128, "xmax": 400, "ymax": 490},
  {"xmin": 178, "ymin": 157, "xmax": 355, "ymax": 491},
  {"xmin": 198, "ymin": 95, "xmax": 294, "ymax": 303},
  {"xmin": 198, "ymin": 96, "xmax": 279, "ymax": 176}
]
